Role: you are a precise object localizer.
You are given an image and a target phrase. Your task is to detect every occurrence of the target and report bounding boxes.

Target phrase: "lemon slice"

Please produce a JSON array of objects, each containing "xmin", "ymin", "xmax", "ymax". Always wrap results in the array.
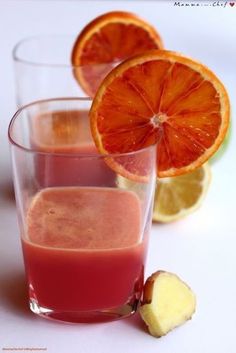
[{"xmin": 153, "ymin": 163, "xmax": 211, "ymax": 223}]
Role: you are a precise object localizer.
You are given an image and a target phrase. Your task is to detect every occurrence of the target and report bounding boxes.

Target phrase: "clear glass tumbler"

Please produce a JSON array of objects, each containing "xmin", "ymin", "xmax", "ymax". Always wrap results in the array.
[
  {"xmin": 12, "ymin": 35, "xmax": 113, "ymax": 106},
  {"xmin": 8, "ymin": 98, "xmax": 157, "ymax": 323}
]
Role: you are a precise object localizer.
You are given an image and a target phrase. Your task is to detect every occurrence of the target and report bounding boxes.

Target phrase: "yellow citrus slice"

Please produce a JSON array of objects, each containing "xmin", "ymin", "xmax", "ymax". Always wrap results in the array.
[
  {"xmin": 153, "ymin": 163, "xmax": 211, "ymax": 222},
  {"xmin": 71, "ymin": 11, "xmax": 163, "ymax": 96},
  {"xmin": 89, "ymin": 50, "xmax": 230, "ymax": 180}
]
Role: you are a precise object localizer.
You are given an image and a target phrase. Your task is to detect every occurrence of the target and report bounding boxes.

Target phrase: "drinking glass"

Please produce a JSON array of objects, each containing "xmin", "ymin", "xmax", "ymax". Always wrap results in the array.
[
  {"xmin": 8, "ymin": 98, "xmax": 157, "ymax": 323},
  {"xmin": 12, "ymin": 34, "xmax": 111, "ymax": 106}
]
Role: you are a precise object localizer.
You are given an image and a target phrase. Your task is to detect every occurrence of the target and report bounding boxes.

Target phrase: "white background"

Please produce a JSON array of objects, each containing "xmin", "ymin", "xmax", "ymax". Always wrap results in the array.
[{"xmin": 0, "ymin": 1, "xmax": 236, "ymax": 352}]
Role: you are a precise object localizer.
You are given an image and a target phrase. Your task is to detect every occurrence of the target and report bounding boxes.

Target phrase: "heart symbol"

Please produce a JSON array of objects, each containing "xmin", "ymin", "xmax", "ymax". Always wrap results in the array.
[{"xmin": 229, "ymin": 2, "xmax": 235, "ymax": 6}]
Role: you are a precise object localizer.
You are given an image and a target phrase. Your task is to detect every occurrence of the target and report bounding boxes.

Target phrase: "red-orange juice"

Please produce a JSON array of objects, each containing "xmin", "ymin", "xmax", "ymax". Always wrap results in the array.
[{"xmin": 23, "ymin": 187, "xmax": 147, "ymax": 321}]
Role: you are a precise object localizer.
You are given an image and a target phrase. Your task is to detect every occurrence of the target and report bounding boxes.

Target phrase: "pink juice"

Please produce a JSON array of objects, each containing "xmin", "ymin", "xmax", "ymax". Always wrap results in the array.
[
  {"xmin": 22, "ymin": 187, "xmax": 147, "ymax": 320},
  {"xmin": 32, "ymin": 110, "xmax": 116, "ymax": 187}
]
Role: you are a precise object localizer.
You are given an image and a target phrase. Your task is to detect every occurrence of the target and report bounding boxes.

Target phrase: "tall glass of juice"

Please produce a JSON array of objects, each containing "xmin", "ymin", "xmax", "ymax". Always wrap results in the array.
[
  {"xmin": 8, "ymin": 98, "xmax": 157, "ymax": 323},
  {"xmin": 12, "ymin": 35, "xmax": 114, "ymax": 106}
]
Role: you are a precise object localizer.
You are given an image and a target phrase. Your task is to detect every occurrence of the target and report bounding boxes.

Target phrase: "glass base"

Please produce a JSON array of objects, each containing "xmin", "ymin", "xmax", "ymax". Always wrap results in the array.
[{"xmin": 29, "ymin": 298, "xmax": 139, "ymax": 323}]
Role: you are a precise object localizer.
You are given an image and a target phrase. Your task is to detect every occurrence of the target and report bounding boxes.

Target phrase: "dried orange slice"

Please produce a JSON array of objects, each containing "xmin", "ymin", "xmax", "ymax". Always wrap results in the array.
[
  {"xmin": 90, "ymin": 50, "xmax": 230, "ymax": 179},
  {"xmin": 71, "ymin": 11, "xmax": 163, "ymax": 97}
]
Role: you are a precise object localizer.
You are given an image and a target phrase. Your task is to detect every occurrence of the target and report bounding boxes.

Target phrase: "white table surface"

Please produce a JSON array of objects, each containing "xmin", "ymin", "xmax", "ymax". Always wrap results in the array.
[{"xmin": 0, "ymin": 1, "xmax": 236, "ymax": 352}]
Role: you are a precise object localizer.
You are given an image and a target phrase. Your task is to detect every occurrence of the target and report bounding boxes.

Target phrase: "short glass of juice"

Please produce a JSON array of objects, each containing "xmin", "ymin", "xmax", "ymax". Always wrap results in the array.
[{"xmin": 8, "ymin": 97, "xmax": 157, "ymax": 323}]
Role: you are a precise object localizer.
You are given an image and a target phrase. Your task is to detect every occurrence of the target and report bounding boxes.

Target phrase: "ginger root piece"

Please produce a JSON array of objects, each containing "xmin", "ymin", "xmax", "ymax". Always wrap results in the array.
[{"xmin": 139, "ymin": 271, "xmax": 196, "ymax": 337}]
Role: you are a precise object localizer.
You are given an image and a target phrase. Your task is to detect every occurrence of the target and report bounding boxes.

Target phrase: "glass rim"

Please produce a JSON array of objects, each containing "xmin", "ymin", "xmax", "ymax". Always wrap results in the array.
[
  {"xmin": 12, "ymin": 34, "xmax": 80, "ymax": 68},
  {"xmin": 8, "ymin": 97, "xmax": 158, "ymax": 159}
]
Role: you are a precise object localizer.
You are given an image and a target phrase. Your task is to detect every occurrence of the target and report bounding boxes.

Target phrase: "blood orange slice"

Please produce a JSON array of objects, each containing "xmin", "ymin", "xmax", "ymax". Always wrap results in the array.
[
  {"xmin": 71, "ymin": 11, "xmax": 163, "ymax": 97},
  {"xmin": 89, "ymin": 50, "xmax": 230, "ymax": 179}
]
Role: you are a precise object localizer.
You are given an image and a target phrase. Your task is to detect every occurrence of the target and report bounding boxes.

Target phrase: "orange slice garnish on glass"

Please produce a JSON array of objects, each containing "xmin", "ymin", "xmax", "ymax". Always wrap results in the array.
[
  {"xmin": 71, "ymin": 11, "xmax": 163, "ymax": 97},
  {"xmin": 89, "ymin": 50, "xmax": 230, "ymax": 180}
]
